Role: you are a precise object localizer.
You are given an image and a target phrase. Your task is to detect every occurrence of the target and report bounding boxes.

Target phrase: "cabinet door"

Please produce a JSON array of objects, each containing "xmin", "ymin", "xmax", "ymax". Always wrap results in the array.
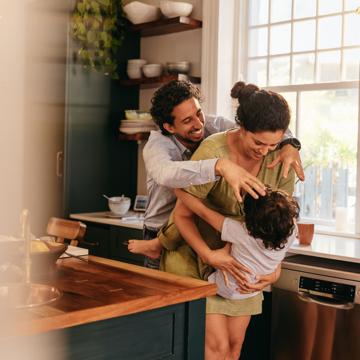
[
  {"xmin": 79, "ymin": 222, "xmax": 111, "ymax": 259},
  {"xmin": 110, "ymin": 226, "xmax": 144, "ymax": 266}
]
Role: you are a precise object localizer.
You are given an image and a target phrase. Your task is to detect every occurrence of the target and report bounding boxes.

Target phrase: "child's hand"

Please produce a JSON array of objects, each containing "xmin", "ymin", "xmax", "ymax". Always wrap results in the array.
[
  {"xmin": 236, "ymin": 271, "xmax": 279, "ymax": 294},
  {"xmin": 205, "ymin": 243, "xmax": 252, "ymax": 286}
]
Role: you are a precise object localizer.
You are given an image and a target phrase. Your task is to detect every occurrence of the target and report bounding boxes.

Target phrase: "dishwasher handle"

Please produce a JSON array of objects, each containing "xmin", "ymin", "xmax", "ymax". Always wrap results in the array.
[{"xmin": 298, "ymin": 291, "xmax": 354, "ymax": 310}]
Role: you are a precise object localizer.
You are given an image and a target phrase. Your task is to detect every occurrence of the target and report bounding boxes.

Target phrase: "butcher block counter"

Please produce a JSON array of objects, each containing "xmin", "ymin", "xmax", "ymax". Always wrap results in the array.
[{"xmin": 0, "ymin": 256, "xmax": 217, "ymax": 360}]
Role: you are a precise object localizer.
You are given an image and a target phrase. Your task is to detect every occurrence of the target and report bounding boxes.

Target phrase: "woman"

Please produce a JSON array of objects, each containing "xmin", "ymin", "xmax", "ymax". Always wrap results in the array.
[{"xmin": 159, "ymin": 81, "xmax": 295, "ymax": 360}]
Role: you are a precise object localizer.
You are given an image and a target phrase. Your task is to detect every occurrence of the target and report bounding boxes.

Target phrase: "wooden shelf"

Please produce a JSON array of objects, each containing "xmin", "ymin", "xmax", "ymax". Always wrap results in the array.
[
  {"xmin": 119, "ymin": 74, "xmax": 201, "ymax": 87},
  {"xmin": 118, "ymin": 133, "xmax": 150, "ymax": 141},
  {"xmin": 124, "ymin": 16, "xmax": 202, "ymax": 38}
]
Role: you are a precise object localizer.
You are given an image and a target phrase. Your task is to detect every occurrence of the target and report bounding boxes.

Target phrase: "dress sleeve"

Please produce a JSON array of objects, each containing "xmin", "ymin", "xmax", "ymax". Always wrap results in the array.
[{"xmin": 183, "ymin": 143, "xmax": 219, "ymax": 199}]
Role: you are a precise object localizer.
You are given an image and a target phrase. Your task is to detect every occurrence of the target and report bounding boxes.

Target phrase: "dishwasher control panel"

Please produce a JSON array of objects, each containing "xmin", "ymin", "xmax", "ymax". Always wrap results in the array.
[{"xmin": 299, "ymin": 276, "xmax": 356, "ymax": 301}]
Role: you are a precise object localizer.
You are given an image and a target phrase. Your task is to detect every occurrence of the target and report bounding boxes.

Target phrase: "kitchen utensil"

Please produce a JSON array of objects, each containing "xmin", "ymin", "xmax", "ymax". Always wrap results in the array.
[
  {"xmin": 167, "ymin": 61, "xmax": 190, "ymax": 75},
  {"xmin": 64, "ymin": 252, "xmax": 89, "ymax": 263},
  {"xmin": 124, "ymin": 1, "xmax": 162, "ymax": 25},
  {"xmin": 160, "ymin": 1, "xmax": 193, "ymax": 18},
  {"xmin": 103, "ymin": 194, "xmax": 110, "ymax": 200}
]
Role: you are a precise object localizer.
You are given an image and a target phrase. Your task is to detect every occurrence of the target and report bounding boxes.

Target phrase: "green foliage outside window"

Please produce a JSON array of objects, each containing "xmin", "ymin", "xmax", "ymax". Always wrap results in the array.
[{"xmin": 70, "ymin": 0, "xmax": 127, "ymax": 79}]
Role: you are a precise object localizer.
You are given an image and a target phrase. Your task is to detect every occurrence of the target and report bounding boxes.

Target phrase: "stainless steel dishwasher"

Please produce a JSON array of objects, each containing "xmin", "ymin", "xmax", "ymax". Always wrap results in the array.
[{"xmin": 270, "ymin": 255, "xmax": 360, "ymax": 360}]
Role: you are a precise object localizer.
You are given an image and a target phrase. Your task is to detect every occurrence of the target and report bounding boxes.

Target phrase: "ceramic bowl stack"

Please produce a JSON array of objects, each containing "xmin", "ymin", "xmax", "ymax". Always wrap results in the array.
[
  {"xmin": 120, "ymin": 110, "xmax": 158, "ymax": 134},
  {"xmin": 127, "ymin": 59, "xmax": 147, "ymax": 79}
]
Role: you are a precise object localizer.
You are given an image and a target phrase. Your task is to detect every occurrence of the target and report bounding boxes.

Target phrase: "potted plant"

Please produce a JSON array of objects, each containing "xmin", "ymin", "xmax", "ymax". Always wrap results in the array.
[{"xmin": 70, "ymin": 0, "xmax": 127, "ymax": 79}]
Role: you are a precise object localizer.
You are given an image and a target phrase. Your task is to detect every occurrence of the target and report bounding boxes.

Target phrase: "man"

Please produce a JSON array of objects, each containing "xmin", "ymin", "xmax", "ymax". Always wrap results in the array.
[{"xmin": 129, "ymin": 80, "xmax": 303, "ymax": 285}]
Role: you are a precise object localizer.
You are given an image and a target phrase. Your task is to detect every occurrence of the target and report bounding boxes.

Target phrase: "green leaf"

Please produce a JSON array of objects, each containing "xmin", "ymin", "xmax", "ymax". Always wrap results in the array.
[
  {"xmin": 92, "ymin": 19, "xmax": 100, "ymax": 30},
  {"xmin": 73, "ymin": 11, "xmax": 80, "ymax": 21},
  {"xmin": 112, "ymin": 26, "xmax": 117, "ymax": 31},
  {"xmin": 111, "ymin": 45, "xmax": 117, "ymax": 54},
  {"xmin": 86, "ymin": 3, "xmax": 91, "ymax": 10},
  {"xmin": 80, "ymin": 24, "xmax": 86, "ymax": 34},
  {"xmin": 113, "ymin": 39, "xmax": 122, "ymax": 46},
  {"xmin": 83, "ymin": 65, "xmax": 92, "ymax": 75},
  {"xmin": 95, "ymin": 11, "xmax": 102, "ymax": 22},
  {"xmin": 110, "ymin": 72, "xmax": 119, "ymax": 80},
  {"xmin": 121, "ymin": 12, "xmax": 127, "ymax": 18},
  {"xmin": 98, "ymin": 0, "xmax": 110, "ymax": 5},
  {"xmin": 109, "ymin": 63, "xmax": 117, "ymax": 71},
  {"xmin": 90, "ymin": 59, "xmax": 95, "ymax": 67},
  {"xmin": 98, "ymin": 50, "xmax": 104, "ymax": 57},
  {"xmin": 84, "ymin": 11, "xmax": 89, "ymax": 19},
  {"xmin": 87, "ymin": 30, "xmax": 96, "ymax": 43},
  {"xmin": 356, "ymin": 6, "xmax": 360, "ymax": 15},
  {"xmin": 103, "ymin": 18, "xmax": 112, "ymax": 31},
  {"xmin": 105, "ymin": 58, "xmax": 112, "ymax": 65},
  {"xmin": 77, "ymin": 2, "xmax": 86, "ymax": 14},
  {"xmin": 72, "ymin": 22, "xmax": 78, "ymax": 29},
  {"xmin": 91, "ymin": 0, "xmax": 99, "ymax": 8},
  {"xmin": 77, "ymin": 35, "xmax": 87, "ymax": 41},
  {"xmin": 94, "ymin": 40, "xmax": 100, "ymax": 48},
  {"xmin": 80, "ymin": 49, "xmax": 90, "ymax": 59},
  {"xmin": 101, "ymin": 31, "xmax": 108, "ymax": 42}
]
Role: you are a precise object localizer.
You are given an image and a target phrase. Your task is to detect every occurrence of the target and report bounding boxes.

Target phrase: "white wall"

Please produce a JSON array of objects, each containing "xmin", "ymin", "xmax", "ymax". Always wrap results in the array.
[{"xmin": 0, "ymin": 0, "xmax": 66, "ymax": 236}]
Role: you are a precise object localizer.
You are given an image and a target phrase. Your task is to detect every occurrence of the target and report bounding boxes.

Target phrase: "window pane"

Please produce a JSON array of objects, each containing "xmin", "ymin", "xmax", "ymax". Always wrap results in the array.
[
  {"xmin": 249, "ymin": 0, "xmax": 269, "ymax": 26},
  {"xmin": 270, "ymin": 23, "xmax": 291, "ymax": 54},
  {"xmin": 271, "ymin": 0, "xmax": 292, "ymax": 23},
  {"xmin": 318, "ymin": 16, "xmax": 342, "ymax": 49},
  {"xmin": 248, "ymin": 28, "xmax": 268, "ymax": 57},
  {"xmin": 248, "ymin": 59, "xmax": 267, "ymax": 87},
  {"xmin": 293, "ymin": 20, "xmax": 316, "ymax": 52},
  {"xmin": 344, "ymin": 49, "xmax": 360, "ymax": 80},
  {"xmin": 298, "ymin": 89, "xmax": 358, "ymax": 224},
  {"xmin": 344, "ymin": 14, "xmax": 360, "ymax": 46},
  {"xmin": 294, "ymin": 0, "xmax": 316, "ymax": 19},
  {"xmin": 318, "ymin": 51, "xmax": 341, "ymax": 82},
  {"xmin": 293, "ymin": 53, "xmax": 315, "ymax": 84},
  {"xmin": 270, "ymin": 56, "xmax": 290, "ymax": 85},
  {"xmin": 279, "ymin": 92, "xmax": 297, "ymax": 136},
  {"xmin": 345, "ymin": 0, "xmax": 360, "ymax": 11},
  {"xmin": 319, "ymin": 0, "xmax": 342, "ymax": 15}
]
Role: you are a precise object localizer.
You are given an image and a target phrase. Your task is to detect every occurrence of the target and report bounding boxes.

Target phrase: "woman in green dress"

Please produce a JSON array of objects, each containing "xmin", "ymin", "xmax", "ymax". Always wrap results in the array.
[{"xmin": 158, "ymin": 81, "xmax": 295, "ymax": 360}]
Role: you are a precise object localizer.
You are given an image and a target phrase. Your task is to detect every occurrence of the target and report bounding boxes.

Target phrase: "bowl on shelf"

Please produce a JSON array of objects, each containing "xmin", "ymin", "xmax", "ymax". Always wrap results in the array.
[
  {"xmin": 142, "ymin": 64, "xmax": 163, "ymax": 78},
  {"xmin": 124, "ymin": 2, "xmax": 162, "ymax": 25},
  {"xmin": 167, "ymin": 61, "xmax": 190, "ymax": 75},
  {"xmin": 160, "ymin": 1, "xmax": 193, "ymax": 18},
  {"xmin": 127, "ymin": 59, "xmax": 147, "ymax": 66},
  {"xmin": 127, "ymin": 67, "xmax": 143, "ymax": 79},
  {"xmin": 108, "ymin": 197, "xmax": 131, "ymax": 214},
  {"xmin": 125, "ymin": 110, "xmax": 152, "ymax": 120}
]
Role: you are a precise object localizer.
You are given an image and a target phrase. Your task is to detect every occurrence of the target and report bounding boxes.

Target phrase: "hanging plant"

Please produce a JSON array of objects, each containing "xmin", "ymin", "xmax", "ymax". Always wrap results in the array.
[{"xmin": 70, "ymin": 0, "xmax": 127, "ymax": 79}]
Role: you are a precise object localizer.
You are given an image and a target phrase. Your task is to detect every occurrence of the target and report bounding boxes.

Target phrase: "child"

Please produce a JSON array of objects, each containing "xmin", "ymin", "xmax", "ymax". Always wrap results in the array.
[{"xmin": 173, "ymin": 185, "xmax": 299, "ymax": 299}]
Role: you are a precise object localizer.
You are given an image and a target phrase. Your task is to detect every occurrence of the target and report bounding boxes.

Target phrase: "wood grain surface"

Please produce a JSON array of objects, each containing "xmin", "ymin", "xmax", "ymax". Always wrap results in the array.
[{"xmin": 0, "ymin": 256, "xmax": 216, "ymax": 340}]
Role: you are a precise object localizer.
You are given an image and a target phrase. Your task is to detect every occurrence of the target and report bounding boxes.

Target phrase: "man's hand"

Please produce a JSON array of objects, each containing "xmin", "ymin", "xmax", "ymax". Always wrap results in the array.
[
  {"xmin": 215, "ymin": 158, "xmax": 266, "ymax": 203},
  {"xmin": 204, "ymin": 243, "xmax": 253, "ymax": 286},
  {"xmin": 236, "ymin": 265, "xmax": 281, "ymax": 294},
  {"xmin": 266, "ymin": 144, "xmax": 305, "ymax": 181}
]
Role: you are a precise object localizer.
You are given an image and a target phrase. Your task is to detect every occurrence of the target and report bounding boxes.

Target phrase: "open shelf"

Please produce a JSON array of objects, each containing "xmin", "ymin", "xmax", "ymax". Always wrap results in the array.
[
  {"xmin": 118, "ymin": 133, "xmax": 150, "ymax": 141},
  {"xmin": 124, "ymin": 16, "xmax": 202, "ymax": 38},
  {"xmin": 119, "ymin": 74, "xmax": 201, "ymax": 87}
]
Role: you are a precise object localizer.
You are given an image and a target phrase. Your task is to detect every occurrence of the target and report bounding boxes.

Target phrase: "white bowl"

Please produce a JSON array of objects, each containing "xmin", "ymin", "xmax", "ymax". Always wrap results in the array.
[
  {"xmin": 143, "ymin": 63, "xmax": 163, "ymax": 68},
  {"xmin": 160, "ymin": 1, "xmax": 193, "ymax": 18},
  {"xmin": 109, "ymin": 196, "xmax": 131, "ymax": 203},
  {"xmin": 143, "ymin": 65, "xmax": 163, "ymax": 77},
  {"xmin": 124, "ymin": 2, "xmax": 162, "ymax": 25},
  {"xmin": 127, "ymin": 68, "xmax": 143, "ymax": 79},
  {"xmin": 128, "ymin": 59, "xmax": 147, "ymax": 65},
  {"xmin": 108, "ymin": 201, "xmax": 131, "ymax": 214}
]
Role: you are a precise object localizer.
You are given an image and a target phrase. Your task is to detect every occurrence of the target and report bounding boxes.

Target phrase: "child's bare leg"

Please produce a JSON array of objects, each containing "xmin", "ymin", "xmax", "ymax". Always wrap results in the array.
[
  {"xmin": 225, "ymin": 315, "xmax": 251, "ymax": 360},
  {"xmin": 205, "ymin": 314, "xmax": 229, "ymax": 360},
  {"xmin": 128, "ymin": 237, "xmax": 164, "ymax": 259}
]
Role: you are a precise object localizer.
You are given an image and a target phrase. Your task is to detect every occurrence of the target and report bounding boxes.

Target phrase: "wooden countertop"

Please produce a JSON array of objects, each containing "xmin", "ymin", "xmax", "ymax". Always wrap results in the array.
[{"xmin": 0, "ymin": 256, "xmax": 216, "ymax": 340}]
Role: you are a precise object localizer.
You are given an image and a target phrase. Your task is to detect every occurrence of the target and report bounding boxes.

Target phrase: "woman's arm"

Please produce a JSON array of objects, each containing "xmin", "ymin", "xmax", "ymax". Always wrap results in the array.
[
  {"xmin": 174, "ymin": 188, "xmax": 225, "ymax": 233},
  {"xmin": 173, "ymin": 197, "xmax": 252, "ymax": 286}
]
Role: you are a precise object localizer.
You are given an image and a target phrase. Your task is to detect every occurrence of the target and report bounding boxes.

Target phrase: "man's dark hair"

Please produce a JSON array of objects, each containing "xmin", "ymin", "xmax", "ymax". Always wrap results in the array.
[
  {"xmin": 243, "ymin": 185, "xmax": 299, "ymax": 250},
  {"xmin": 231, "ymin": 81, "xmax": 291, "ymax": 133},
  {"xmin": 150, "ymin": 80, "xmax": 204, "ymax": 135}
]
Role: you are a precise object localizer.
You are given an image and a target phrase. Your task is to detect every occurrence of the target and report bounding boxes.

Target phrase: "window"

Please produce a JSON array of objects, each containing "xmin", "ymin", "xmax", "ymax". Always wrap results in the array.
[{"xmin": 240, "ymin": 0, "xmax": 360, "ymax": 232}]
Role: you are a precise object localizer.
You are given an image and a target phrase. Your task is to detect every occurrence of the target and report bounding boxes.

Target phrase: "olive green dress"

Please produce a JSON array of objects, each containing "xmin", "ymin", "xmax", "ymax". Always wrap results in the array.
[{"xmin": 159, "ymin": 130, "xmax": 295, "ymax": 316}]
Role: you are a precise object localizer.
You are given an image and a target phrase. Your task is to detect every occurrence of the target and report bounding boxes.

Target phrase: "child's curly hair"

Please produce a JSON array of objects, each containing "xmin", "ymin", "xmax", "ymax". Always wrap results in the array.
[{"xmin": 243, "ymin": 185, "xmax": 299, "ymax": 250}]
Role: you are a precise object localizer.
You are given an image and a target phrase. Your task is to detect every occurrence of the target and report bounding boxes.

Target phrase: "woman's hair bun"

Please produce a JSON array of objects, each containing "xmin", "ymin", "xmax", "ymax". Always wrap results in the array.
[{"xmin": 231, "ymin": 81, "xmax": 260, "ymax": 102}]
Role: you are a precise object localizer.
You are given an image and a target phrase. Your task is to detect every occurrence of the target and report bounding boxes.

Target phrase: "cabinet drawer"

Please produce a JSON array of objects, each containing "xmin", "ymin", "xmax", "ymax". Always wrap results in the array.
[
  {"xmin": 110, "ymin": 226, "xmax": 144, "ymax": 265},
  {"xmin": 79, "ymin": 222, "xmax": 111, "ymax": 259}
]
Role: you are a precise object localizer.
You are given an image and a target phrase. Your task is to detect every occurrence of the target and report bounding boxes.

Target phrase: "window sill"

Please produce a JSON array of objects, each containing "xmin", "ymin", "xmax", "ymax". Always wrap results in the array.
[{"xmin": 314, "ymin": 225, "xmax": 360, "ymax": 240}]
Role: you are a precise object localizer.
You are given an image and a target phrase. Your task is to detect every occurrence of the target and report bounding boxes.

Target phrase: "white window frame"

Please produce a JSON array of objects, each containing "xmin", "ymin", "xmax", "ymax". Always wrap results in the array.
[{"xmin": 233, "ymin": 0, "xmax": 360, "ymax": 235}]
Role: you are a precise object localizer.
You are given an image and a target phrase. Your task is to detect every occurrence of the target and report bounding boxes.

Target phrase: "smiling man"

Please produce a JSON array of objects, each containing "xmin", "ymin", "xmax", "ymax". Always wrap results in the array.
[{"xmin": 132, "ymin": 80, "xmax": 303, "ymax": 270}]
